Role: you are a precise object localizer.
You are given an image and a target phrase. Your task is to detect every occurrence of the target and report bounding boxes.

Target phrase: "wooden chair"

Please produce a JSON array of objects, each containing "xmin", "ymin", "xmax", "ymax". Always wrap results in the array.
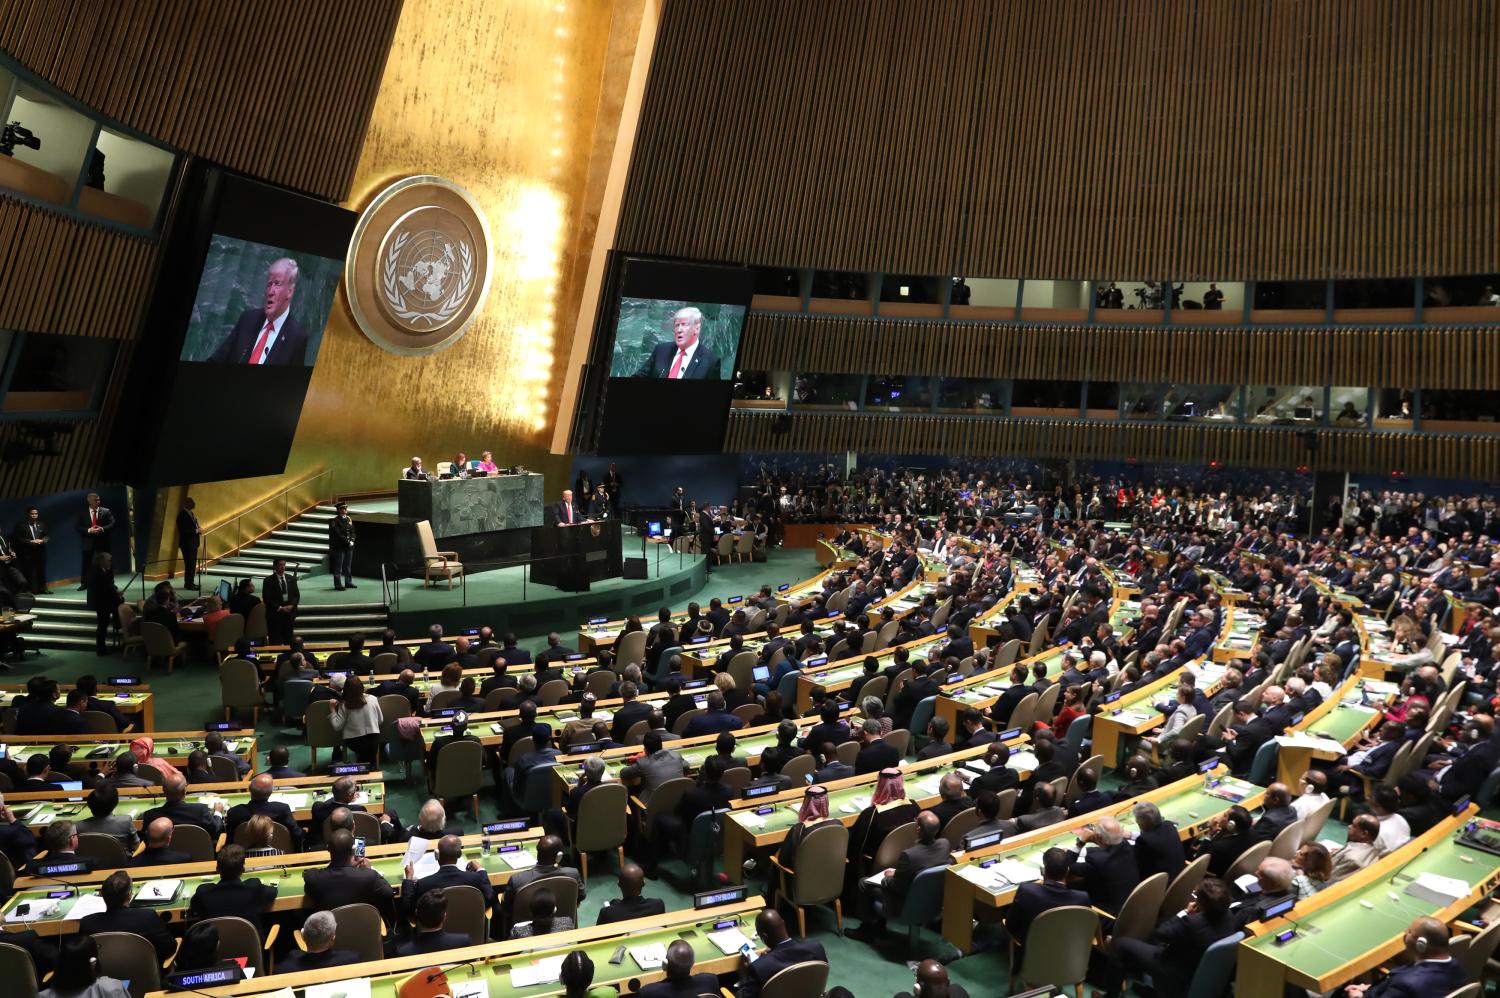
[
  {"xmin": 509, "ymin": 874, "xmax": 580, "ymax": 936},
  {"xmin": 572, "ymin": 782, "xmax": 628, "ymax": 879},
  {"xmin": 170, "ymin": 823, "xmax": 217, "ymax": 862},
  {"xmin": 782, "ymin": 753, "xmax": 814, "ymax": 783},
  {"xmin": 760, "ymin": 961, "xmax": 829, "ymax": 998},
  {"xmin": 1097, "ymin": 872, "xmax": 1168, "ymax": 958},
  {"xmin": 636, "ymin": 776, "xmax": 694, "ymax": 853},
  {"xmin": 74, "ymin": 831, "xmax": 131, "ymax": 868},
  {"xmin": 870, "ymin": 821, "xmax": 918, "ymax": 872},
  {"xmin": 0, "ymin": 942, "xmax": 37, "ymax": 996},
  {"xmin": 116, "ymin": 603, "xmax": 145, "ymax": 658},
  {"xmin": 770, "ymin": 822, "xmax": 848, "ymax": 937},
  {"xmin": 211, "ymin": 613, "xmax": 246, "ymax": 663},
  {"xmin": 1158, "ymin": 852, "xmax": 1210, "ymax": 923},
  {"xmin": 93, "ymin": 931, "xmax": 163, "ymax": 998},
  {"xmin": 1268, "ymin": 816, "xmax": 1306, "ymax": 860},
  {"xmin": 243, "ymin": 602, "xmax": 269, "ymax": 643},
  {"xmin": 219, "ymin": 657, "xmax": 263, "ymax": 722},
  {"xmin": 415, "ymin": 519, "xmax": 464, "ymax": 589},
  {"xmin": 427, "ymin": 690, "xmax": 461, "ymax": 712},
  {"xmin": 233, "ymin": 819, "xmax": 292, "ymax": 852},
  {"xmin": 207, "ymin": 755, "xmax": 240, "ymax": 782},
  {"xmin": 430, "ymin": 739, "xmax": 484, "ymax": 819},
  {"xmin": 1223, "ymin": 840, "xmax": 1273, "ymax": 883},
  {"xmin": 538, "ymin": 679, "xmax": 571, "ymax": 706},
  {"xmin": 378, "ymin": 693, "xmax": 412, "ymax": 720},
  {"xmin": 1008, "ymin": 905, "xmax": 1098, "ymax": 997},
  {"xmin": 439, "ymin": 884, "xmax": 490, "ymax": 945},
  {"xmin": 882, "ymin": 728, "xmax": 911, "ymax": 757},
  {"xmin": 140, "ymin": 620, "xmax": 185, "ymax": 674},
  {"xmin": 327, "ymin": 903, "xmax": 384, "ymax": 962},
  {"xmin": 304, "ymin": 699, "xmax": 339, "ymax": 768},
  {"xmin": 940, "ymin": 806, "xmax": 979, "ymax": 844},
  {"xmin": 200, "ymin": 914, "xmax": 277, "ymax": 976},
  {"xmin": 615, "ymin": 630, "xmax": 647, "ymax": 668},
  {"xmin": 79, "ymin": 710, "xmax": 119, "ymax": 734}
]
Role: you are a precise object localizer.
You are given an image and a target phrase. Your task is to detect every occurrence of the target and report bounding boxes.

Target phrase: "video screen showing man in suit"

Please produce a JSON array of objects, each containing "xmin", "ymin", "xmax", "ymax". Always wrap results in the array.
[
  {"xmin": 611, "ymin": 300, "xmax": 746, "ymax": 380},
  {"xmin": 179, "ymin": 236, "xmax": 342, "ymax": 367}
]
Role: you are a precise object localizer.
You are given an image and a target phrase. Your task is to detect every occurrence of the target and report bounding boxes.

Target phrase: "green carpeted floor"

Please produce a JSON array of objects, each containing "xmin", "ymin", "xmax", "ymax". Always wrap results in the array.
[{"xmin": 5, "ymin": 548, "xmax": 1383, "ymax": 997}]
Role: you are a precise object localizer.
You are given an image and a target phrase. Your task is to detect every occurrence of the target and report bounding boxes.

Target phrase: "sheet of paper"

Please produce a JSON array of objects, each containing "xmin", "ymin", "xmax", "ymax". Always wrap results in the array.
[
  {"xmin": 509, "ymin": 956, "xmax": 565, "ymax": 988},
  {"xmin": 738, "ymin": 814, "xmax": 766, "ymax": 829},
  {"xmin": 305, "ymin": 978, "xmax": 373, "ymax": 998},
  {"xmin": 4, "ymin": 898, "xmax": 59, "ymax": 923},
  {"xmin": 500, "ymin": 849, "xmax": 536, "ymax": 870},
  {"xmin": 630, "ymin": 942, "xmax": 668, "ymax": 971},
  {"xmin": 137, "ymin": 879, "xmax": 182, "ymax": 903},
  {"xmin": 1008, "ymin": 752, "xmax": 1039, "ymax": 772},
  {"xmin": 412, "ymin": 853, "xmax": 441, "ymax": 879},
  {"xmin": 707, "ymin": 927, "xmax": 753, "ymax": 955},
  {"xmin": 992, "ymin": 859, "xmax": 1040, "ymax": 886},
  {"xmin": 67, "ymin": 894, "xmax": 107, "ymax": 920},
  {"xmin": 1234, "ymin": 873, "xmax": 1260, "ymax": 893},
  {"xmin": 955, "ymin": 864, "xmax": 1004, "ymax": 891},
  {"xmin": 402, "ymin": 835, "xmax": 430, "ymax": 870},
  {"xmin": 1409, "ymin": 871, "xmax": 1469, "ymax": 903},
  {"xmin": 351, "ymin": 791, "xmax": 370, "ymax": 805},
  {"xmin": 450, "ymin": 980, "xmax": 489, "ymax": 998},
  {"xmin": 268, "ymin": 793, "xmax": 311, "ymax": 809}
]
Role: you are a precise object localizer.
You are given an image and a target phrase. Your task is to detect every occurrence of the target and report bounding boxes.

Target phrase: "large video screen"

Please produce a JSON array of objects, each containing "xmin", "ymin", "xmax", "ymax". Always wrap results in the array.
[
  {"xmin": 179, "ymin": 236, "xmax": 342, "ymax": 367},
  {"xmin": 609, "ymin": 298, "xmax": 746, "ymax": 380},
  {"xmin": 593, "ymin": 258, "xmax": 754, "ymax": 455},
  {"xmin": 106, "ymin": 167, "xmax": 357, "ymax": 486}
]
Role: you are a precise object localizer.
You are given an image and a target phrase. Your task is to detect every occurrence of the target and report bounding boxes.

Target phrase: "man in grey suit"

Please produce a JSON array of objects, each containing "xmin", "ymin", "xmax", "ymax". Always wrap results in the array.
[
  {"xmin": 849, "ymin": 810, "xmax": 952, "ymax": 940},
  {"xmin": 75, "ymin": 785, "xmax": 140, "ymax": 852},
  {"xmin": 620, "ymin": 731, "xmax": 687, "ymax": 803}
]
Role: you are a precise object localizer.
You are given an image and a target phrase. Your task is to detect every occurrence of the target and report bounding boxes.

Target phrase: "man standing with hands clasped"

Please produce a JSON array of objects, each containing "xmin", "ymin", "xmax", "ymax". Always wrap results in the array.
[
  {"xmin": 17, "ymin": 507, "xmax": 48, "ymax": 595},
  {"xmin": 76, "ymin": 493, "xmax": 115, "ymax": 590},
  {"xmin": 328, "ymin": 502, "xmax": 356, "ymax": 591},
  {"xmin": 176, "ymin": 497, "xmax": 201, "ymax": 591},
  {"xmin": 264, "ymin": 558, "xmax": 299, "ymax": 644}
]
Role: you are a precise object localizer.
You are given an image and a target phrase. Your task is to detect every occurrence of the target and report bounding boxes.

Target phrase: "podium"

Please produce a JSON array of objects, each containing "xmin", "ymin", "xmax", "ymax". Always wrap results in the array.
[{"xmin": 529, "ymin": 520, "xmax": 623, "ymax": 592}]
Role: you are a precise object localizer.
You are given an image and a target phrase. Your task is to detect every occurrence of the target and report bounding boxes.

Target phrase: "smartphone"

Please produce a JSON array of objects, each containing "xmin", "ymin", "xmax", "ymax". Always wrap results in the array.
[
  {"xmin": 352, "ymin": 836, "xmax": 366, "ymax": 858},
  {"xmin": 739, "ymin": 942, "xmax": 753, "ymax": 960}
]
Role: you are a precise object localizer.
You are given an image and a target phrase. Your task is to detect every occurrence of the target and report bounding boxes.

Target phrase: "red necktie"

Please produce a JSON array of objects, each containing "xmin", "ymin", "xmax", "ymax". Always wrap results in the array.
[
  {"xmin": 668, "ymin": 349, "xmax": 688, "ymax": 379},
  {"xmin": 565, "ymin": 503, "xmax": 573, "ymax": 523},
  {"xmin": 91, "ymin": 510, "xmax": 97, "ymax": 528},
  {"xmin": 249, "ymin": 318, "xmax": 276, "ymax": 364}
]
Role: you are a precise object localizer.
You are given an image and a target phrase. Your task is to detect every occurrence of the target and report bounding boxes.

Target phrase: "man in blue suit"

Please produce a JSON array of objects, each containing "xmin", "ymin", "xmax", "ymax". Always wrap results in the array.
[
  {"xmin": 400, "ymin": 833, "xmax": 497, "ymax": 920},
  {"xmin": 681, "ymin": 691, "xmax": 745, "ymax": 738},
  {"xmin": 737, "ymin": 909, "xmax": 826, "ymax": 998},
  {"xmin": 635, "ymin": 307, "xmax": 721, "ymax": 380},
  {"xmin": 1346, "ymin": 916, "xmax": 1466, "ymax": 997}
]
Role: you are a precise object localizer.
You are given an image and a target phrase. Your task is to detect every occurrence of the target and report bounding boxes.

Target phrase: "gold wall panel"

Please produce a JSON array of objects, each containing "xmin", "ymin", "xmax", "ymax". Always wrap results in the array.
[
  {"xmin": 0, "ymin": 0, "xmax": 402, "ymax": 201},
  {"xmin": 618, "ymin": 0, "xmax": 1500, "ymax": 280},
  {"xmin": 182, "ymin": 0, "xmax": 650, "ymax": 541}
]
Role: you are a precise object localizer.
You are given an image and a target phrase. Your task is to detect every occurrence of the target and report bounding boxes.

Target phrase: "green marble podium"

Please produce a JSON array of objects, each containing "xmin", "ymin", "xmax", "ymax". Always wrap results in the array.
[{"xmin": 397, "ymin": 473, "xmax": 544, "ymax": 537}]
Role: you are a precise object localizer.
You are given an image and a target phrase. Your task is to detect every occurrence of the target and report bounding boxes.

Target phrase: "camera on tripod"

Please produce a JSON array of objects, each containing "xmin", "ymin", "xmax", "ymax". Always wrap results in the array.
[{"xmin": 1, "ymin": 121, "xmax": 42, "ymax": 157}]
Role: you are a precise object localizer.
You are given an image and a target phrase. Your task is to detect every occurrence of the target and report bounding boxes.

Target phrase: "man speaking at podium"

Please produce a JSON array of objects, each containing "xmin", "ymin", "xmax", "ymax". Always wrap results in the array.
[
  {"xmin": 634, "ymin": 306, "xmax": 720, "ymax": 379},
  {"xmin": 551, "ymin": 489, "xmax": 585, "ymax": 526}
]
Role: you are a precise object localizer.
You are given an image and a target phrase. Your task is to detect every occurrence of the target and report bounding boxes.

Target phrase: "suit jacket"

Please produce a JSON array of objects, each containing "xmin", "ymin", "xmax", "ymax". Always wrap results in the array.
[
  {"xmin": 970, "ymin": 765, "xmax": 1019, "ymax": 796},
  {"xmin": 81, "ymin": 907, "xmax": 176, "ymax": 962},
  {"xmin": 611, "ymin": 700, "xmax": 654, "ymax": 743},
  {"xmin": 0, "ymin": 818, "xmax": 37, "ymax": 868},
  {"xmin": 303, "ymin": 863, "xmax": 396, "ymax": 921},
  {"xmin": 855, "ymin": 739, "xmax": 900, "ymax": 775},
  {"xmin": 134, "ymin": 846, "xmax": 191, "ymax": 867},
  {"xmin": 1251, "ymin": 804, "xmax": 1298, "ymax": 843},
  {"xmin": 1364, "ymin": 958, "xmax": 1469, "ymax": 998},
  {"xmin": 210, "ymin": 307, "xmax": 307, "ymax": 365},
  {"xmin": 187, "ymin": 877, "xmax": 278, "ymax": 921},
  {"xmin": 551, "ymin": 501, "xmax": 583, "ymax": 525},
  {"xmin": 641, "ymin": 973, "xmax": 722, "ymax": 998},
  {"xmin": 886, "ymin": 837, "xmax": 952, "ymax": 914},
  {"xmin": 141, "ymin": 799, "xmax": 222, "ymax": 836},
  {"xmin": 397, "ymin": 930, "xmax": 471, "ymax": 956},
  {"xmin": 1132, "ymin": 821, "xmax": 1186, "ymax": 883},
  {"xmin": 176, "ymin": 509, "xmax": 200, "ymax": 551},
  {"xmin": 275, "ymin": 949, "xmax": 362, "ymax": 974},
  {"xmin": 638, "ymin": 341, "xmax": 721, "ymax": 380},
  {"xmin": 595, "ymin": 894, "xmax": 667, "ymax": 925},
  {"xmin": 990, "ymin": 684, "xmax": 1032, "ymax": 725},
  {"xmin": 1330, "ymin": 840, "xmax": 1381, "ymax": 881},
  {"xmin": 77, "ymin": 506, "xmax": 116, "ymax": 549},
  {"xmin": 1440, "ymin": 736, "xmax": 1500, "ymax": 800},
  {"xmin": 1004, "ymin": 880, "xmax": 1091, "ymax": 945},
  {"xmin": 263, "ymin": 571, "xmax": 300, "ymax": 613},
  {"xmin": 75, "ymin": 813, "xmax": 139, "ymax": 852},
  {"xmin": 621, "ymin": 750, "xmax": 687, "ymax": 801},
  {"xmin": 738, "ymin": 937, "xmax": 827, "ymax": 998},
  {"xmin": 1073, "ymin": 840, "xmax": 1141, "ymax": 913},
  {"xmin": 402, "ymin": 862, "xmax": 497, "ymax": 917}
]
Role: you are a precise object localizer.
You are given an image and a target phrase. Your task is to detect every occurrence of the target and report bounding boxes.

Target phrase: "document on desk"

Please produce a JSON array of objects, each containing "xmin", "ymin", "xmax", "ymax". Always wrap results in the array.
[
  {"xmin": 1008, "ymin": 752, "xmax": 1039, "ymax": 772},
  {"xmin": 305, "ymin": 978, "xmax": 372, "ymax": 998},
  {"xmin": 1110, "ymin": 711, "xmax": 1155, "ymax": 726},
  {"xmin": 708, "ymin": 927, "xmax": 754, "ymax": 955},
  {"xmin": 66, "ymin": 894, "xmax": 107, "ymax": 920},
  {"xmin": 629, "ymin": 942, "xmax": 668, "ymax": 971},
  {"xmin": 738, "ymin": 813, "xmax": 767, "ymax": 829},
  {"xmin": 991, "ymin": 859, "xmax": 1041, "ymax": 886},
  {"xmin": 450, "ymin": 980, "xmax": 489, "ymax": 998},
  {"xmin": 1407, "ymin": 872, "xmax": 1469, "ymax": 905},
  {"xmin": 501, "ymin": 849, "xmax": 536, "ymax": 870},
  {"xmin": 268, "ymin": 792, "xmax": 311, "ymax": 809},
  {"xmin": 411, "ymin": 853, "xmax": 441, "ymax": 879},
  {"xmin": 136, "ymin": 880, "xmax": 183, "ymax": 904},
  {"xmin": 955, "ymin": 864, "xmax": 1006, "ymax": 892},
  {"xmin": 4, "ymin": 898, "xmax": 60, "ymax": 922},
  {"xmin": 509, "ymin": 956, "xmax": 565, "ymax": 989}
]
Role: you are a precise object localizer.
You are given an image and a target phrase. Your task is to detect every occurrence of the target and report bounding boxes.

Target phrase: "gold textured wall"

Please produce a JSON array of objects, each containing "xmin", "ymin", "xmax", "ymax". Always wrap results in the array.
[{"xmin": 179, "ymin": 0, "xmax": 650, "ymax": 549}]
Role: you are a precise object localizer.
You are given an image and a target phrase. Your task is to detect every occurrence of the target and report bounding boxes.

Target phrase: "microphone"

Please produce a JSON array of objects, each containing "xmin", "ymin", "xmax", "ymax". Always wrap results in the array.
[{"xmin": 427, "ymin": 957, "xmax": 483, "ymax": 982}]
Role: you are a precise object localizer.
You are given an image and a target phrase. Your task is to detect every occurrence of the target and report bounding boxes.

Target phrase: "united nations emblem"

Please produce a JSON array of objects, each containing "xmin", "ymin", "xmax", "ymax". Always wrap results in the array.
[{"xmin": 344, "ymin": 176, "xmax": 492, "ymax": 355}]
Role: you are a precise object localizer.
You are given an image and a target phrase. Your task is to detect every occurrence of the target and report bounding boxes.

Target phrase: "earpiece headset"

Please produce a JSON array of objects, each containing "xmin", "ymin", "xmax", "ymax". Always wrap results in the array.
[{"xmin": 1413, "ymin": 933, "xmax": 1429, "ymax": 956}]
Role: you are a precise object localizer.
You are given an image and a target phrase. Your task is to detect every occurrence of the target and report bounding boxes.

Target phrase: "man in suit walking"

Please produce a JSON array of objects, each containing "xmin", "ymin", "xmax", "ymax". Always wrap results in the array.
[
  {"xmin": 209, "ymin": 258, "xmax": 307, "ymax": 365},
  {"xmin": 16, "ymin": 507, "xmax": 49, "ymax": 594},
  {"xmin": 263, "ymin": 557, "xmax": 299, "ymax": 644},
  {"xmin": 176, "ymin": 497, "xmax": 201, "ymax": 590},
  {"xmin": 86, "ymin": 552, "xmax": 121, "ymax": 656},
  {"xmin": 635, "ymin": 306, "xmax": 721, "ymax": 379},
  {"xmin": 76, "ymin": 492, "xmax": 115, "ymax": 589},
  {"xmin": 328, "ymin": 501, "xmax": 356, "ymax": 591}
]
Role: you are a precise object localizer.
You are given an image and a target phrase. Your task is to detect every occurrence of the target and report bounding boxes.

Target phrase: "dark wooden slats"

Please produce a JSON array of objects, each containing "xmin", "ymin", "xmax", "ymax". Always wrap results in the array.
[
  {"xmin": 0, "ymin": 0, "xmax": 402, "ymax": 200},
  {"xmin": 739, "ymin": 312, "xmax": 1500, "ymax": 390},
  {"xmin": 618, "ymin": 0, "xmax": 1500, "ymax": 280}
]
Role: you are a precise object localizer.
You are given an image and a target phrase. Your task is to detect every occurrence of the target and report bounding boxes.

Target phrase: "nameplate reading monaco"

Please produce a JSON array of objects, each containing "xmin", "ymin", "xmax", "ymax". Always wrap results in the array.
[{"xmin": 344, "ymin": 175, "xmax": 493, "ymax": 355}]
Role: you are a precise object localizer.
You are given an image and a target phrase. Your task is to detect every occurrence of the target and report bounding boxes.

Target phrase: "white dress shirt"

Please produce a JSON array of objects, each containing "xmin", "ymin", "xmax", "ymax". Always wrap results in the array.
[
  {"xmin": 253, "ymin": 310, "xmax": 290, "ymax": 363},
  {"xmin": 668, "ymin": 340, "xmax": 699, "ymax": 378}
]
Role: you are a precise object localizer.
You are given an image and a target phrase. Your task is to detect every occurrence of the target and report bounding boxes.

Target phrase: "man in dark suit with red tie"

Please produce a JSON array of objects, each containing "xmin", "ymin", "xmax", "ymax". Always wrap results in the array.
[
  {"xmin": 76, "ymin": 493, "xmax": 115, "ymax": 590},
  {"xmin": 634, "ymin": 307, "xmax": 721, "ymax": 379},
  {"xmin": 552, "ymin": 490, "xmax": 582, "ymax": 526},
  {"xmin": 209, "ymin": 258, "xmax": 308, "ymax": 365}
]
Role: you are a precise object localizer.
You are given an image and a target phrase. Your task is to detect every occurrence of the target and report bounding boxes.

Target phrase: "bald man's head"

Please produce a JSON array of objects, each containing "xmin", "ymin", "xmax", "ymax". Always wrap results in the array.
[
  {"xmin": 249, "ymin": 773, "xmax": 274, "ymax": 800},
  {"xmin": 436, "ymin": 834, "xmax": 463, "ymax": 864},
  {"xmin": 755, "ymin": 908, "xmax": 788, "ymax": 945},
  {"xmin": 663, "ymin": 940, "xmax": 695, "ymax": 981},
  {"xmin": 913, "ymin": 959, "xmax": 951, "ymax": 998},
  {"xmin": 162, "ymin": 775, "xmax": 187, "ymax": 801},
  {"xmin": 916, "ymin": 810, "xmax": 941, "ymax": 842},
  {"xmin": 618, "ymin": 863, "xmax": 646, "ymax": 899},
  {"xmin": 145, "ymin": 816, "xmax": 173, "ymax": 847}
]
